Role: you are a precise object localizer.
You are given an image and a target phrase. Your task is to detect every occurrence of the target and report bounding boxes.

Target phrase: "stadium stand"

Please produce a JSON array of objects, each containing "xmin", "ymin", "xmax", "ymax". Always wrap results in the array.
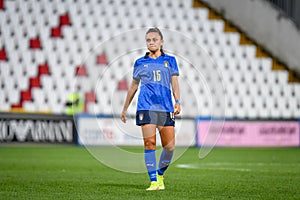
[{"xmin": 0, "ymin": 0, "xmax": 299, "ymax": 119}]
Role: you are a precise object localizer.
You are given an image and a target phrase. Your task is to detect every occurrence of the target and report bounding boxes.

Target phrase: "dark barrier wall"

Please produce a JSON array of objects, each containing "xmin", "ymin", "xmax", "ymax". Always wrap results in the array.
[
  {"xmin": 266, "ymin": 0, "xmax": 300, "ymax": 27},
  {"xmin": 0, "ymin": 112, "xmax": 75, "ymax": 143}
]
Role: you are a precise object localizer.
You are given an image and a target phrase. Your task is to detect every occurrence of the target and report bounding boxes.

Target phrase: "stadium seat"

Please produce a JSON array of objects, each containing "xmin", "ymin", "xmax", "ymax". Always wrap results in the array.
[
  {"xmin": 256, "ymin": 97, "xmax": 269, "ymax": 118},
  {"xmin": 0, "ymin": 48, "xmax": 7, "ymax": 61},
  {"xmin": 16, "ymin": 76, "xmax": 29, "ymax": 91},
  {"xmin": 29, "ymin": 77, "xmax": 41, "ymax": 88},
  {"xmin": 41, "ymin": 76, "xmax": 54, "ymax": 92},
  {"xmin": 96, "ymin": 53, "xmax": 108, "ymax": 65},
  {"xmin": 21, "ymin": 90, "xmax": 32, "ymax": 102},
  {"xmin": 0, "ymin": 62, "xmax": 10, "ymax": 79},
  {"xmin": 268, "ymin": 98, "xmax": 280, "ymax": 118},
  {"xmin": 292, "ymin": 98, "xmax": 300, "ymax": 118},
  {"xmin": 23, "ymin": 101, "xmax": 36, "ymax": 112},
  {"xmin": 86, "ymin": 102, "xmax": 100, "ymax": 114},
  {"xmin": 117, "ymin": 79, "xmax": 128, "ymax": 91},
  {"xmin": 0, "ymin": 101, "xmax": 10, "ymax": 111},
  {"xmin": 59, "ymin": 13, "xmax": 71, "ymax": 26},
  {"xmin": 0, "ymin": 0, "xmax": 4, "ymax": 10},
  {"xmin": 75, "ymin": 77, "xmax": 92, "ymax": 92},
  {"xmin": 51, "ymin": 26, "xmax": 62, "ymax": 38},
  {"xmin": 8, "ymin": 87, "xmax": 20, "ymax": 105},
  {"xmin": 32, "ymin": 88, "xmax": 46, "ymax": 109},
  {"xmin": 275, "ymin": 71, "xmax": 288, "ymax": 85},
  {"xmin": 48, "ymin": 95, "xmax": 64, "ymax": 114},
  {"xmin": 243, "ymin": 45, "xmax": 256, "ymax": 59},
  {"xmin": 270, "ymin": 84, "xmax": 282, "ymax": 98},
  {"xmin": 85, "ymin": 91, "xmax": 96, "ymax": 105},
  {"xmin": 38, "ymin": 63, "xmax": 50, "ymax": 76},
  {"xmin": 75, "ymin": 65, "xmax": 88, "ymax": 76}
]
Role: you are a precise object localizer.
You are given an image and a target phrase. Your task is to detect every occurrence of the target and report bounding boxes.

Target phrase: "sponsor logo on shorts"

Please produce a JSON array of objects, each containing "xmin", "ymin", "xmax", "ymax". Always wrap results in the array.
[
  {"xmin": 170, "ymin": 112, "xmax": 175, "ymax": 120},
  {"xmin": 139, "ymin": 113, "xmax": 144, "ymax": 121}
]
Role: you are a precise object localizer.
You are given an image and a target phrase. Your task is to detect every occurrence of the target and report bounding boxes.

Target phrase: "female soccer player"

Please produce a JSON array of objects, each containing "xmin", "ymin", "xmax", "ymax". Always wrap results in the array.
[{"xmin": 121, "ymin": 27, "xmax": 181, "ymax": 191}]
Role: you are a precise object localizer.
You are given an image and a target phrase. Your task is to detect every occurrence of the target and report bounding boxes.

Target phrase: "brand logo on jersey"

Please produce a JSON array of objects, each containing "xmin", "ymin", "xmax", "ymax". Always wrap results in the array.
[
  {"xmin": 143, "ymin": 64, "xmax": 148, "ymax": 68},
  {"xmin": 164, "ymin": 61, "xmax": 169, "ymax": 68},
  {"xmin": 139, "ymin": 113, "xmax": 144, "ymax": 121}
]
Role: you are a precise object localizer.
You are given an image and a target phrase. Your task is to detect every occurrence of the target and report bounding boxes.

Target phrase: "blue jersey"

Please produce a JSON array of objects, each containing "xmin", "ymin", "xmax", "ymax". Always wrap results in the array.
[{"xmin": 133, "ymin": 52, "xmax": 179, "ymax": 112}]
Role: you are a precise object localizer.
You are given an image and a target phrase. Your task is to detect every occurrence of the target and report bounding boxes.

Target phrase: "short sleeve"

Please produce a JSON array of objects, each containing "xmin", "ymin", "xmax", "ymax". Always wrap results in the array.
[
  {"xmin": 132, "ymin": 60, "xmax": 140, "ymax": 81},
  {"xmin": 170, "ymin": 57, "xmax": 179, "ymax": 76}
]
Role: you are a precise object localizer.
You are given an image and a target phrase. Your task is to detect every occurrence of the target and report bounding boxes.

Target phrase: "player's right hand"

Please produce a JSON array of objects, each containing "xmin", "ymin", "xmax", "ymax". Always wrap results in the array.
[
  {"xmin": 121, "ymin": 110, "xmax": 127, "ymax": 123},
  {"xmin": 174, "ymin": 103, "xmax": 181, "ymax": 115}
]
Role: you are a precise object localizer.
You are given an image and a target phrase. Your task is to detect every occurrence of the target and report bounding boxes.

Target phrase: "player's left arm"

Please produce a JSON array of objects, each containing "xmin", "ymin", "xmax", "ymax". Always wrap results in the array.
[{"xmin": 171, "ymin": 75, "xmax": 181, "ymax": 115}]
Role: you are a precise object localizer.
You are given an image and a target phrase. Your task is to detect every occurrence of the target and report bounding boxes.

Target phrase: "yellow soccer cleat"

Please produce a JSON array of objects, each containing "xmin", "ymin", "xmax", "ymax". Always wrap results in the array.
[
  {"xmin": 157, "ymin": 175, "xmax": 165, "ymax": 190},
  {"xmin": 146, "ymin": 181, "xmax": 160, "ymax": 191}
]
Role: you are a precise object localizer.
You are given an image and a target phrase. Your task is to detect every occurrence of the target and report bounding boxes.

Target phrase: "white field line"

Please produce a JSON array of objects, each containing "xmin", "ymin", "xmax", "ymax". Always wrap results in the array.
[
  {"xmin": 176, "ymin": 163, "xmax": 300, "ymax": 173},
  {"xmin": 176, "ymin": 164, "xmax": 251, "ymax": 172},
  {"xmin": 199, "ymin": 162, "xmax": 300, "ymax": 167}
]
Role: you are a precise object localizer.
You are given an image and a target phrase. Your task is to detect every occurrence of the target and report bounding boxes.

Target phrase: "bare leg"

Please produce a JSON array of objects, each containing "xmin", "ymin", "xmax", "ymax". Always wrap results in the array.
[
  {"xmin": 158, "ymin": 126, "xmax": 175, "ymax": 151},
  {"xmin": 142, "ymin": 124, "xmax": 157, "ymax": 150}
]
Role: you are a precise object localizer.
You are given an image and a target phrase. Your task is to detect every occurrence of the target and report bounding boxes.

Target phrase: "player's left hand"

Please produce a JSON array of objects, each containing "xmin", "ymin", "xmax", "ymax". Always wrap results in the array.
[{"xmin": 174, "ymin": 103, "xmax": 181, "ymax": 115}]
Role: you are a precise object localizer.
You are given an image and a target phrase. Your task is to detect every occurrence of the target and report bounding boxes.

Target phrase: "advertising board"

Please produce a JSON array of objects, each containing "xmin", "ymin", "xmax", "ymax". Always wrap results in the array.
[
  {"xmin": 197, "ymin": 119, "xmax": 300, "ymax": 147},
  {"xmin": 77, "ymin": 114, "xmax": 196, "ymax": 146},
  {"xmin": 0, "ymin": 112, "xmax": 75, "ymax": 143}
]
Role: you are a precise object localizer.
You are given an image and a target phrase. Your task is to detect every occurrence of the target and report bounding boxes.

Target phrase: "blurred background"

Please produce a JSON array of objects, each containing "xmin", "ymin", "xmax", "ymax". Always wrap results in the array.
[{"xmin": 0, "ymin": 0, "xmax": 299, "ymax": 146}]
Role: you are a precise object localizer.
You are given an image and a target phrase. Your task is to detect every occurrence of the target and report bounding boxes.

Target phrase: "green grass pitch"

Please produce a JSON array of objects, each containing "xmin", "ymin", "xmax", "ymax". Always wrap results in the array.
[{"xmin": 0, "ymin": 145, "xmax": 300, "ymax": 200}]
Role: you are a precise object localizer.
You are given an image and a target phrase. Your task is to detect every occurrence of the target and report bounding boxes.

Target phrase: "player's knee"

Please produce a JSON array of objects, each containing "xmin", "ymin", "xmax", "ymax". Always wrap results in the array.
[
  {"xmin": 144, "ymin": 140, "xmax": 156, "ymax": 150},
  {"xmin": 164, "ymin": 144, "xmax": 175, "ymax": 152}
]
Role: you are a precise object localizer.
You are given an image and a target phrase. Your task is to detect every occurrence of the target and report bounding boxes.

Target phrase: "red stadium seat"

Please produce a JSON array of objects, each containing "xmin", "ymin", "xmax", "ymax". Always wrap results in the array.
[
  {"xmin": 51, "ymin": 26, "xmax": 62, "ymax": 38},
  {"xmin": 30, "ymin": 77, "xmax": 41, "ymax": 88},
  {"xmin": 29, "ymin": 37, "xmax": 42, "ymax": 49},
  {"xmin": 0, "ymin": 0, "xmax": 4, "ymax": 10},
  {"xmin": 117, "ymin": 79, "xmax": 128, "ymax": 91},
  {"xmin": 38, "ymin": 63, "xmax": 50, "ymax": 76},
  {"xmin": 21, "ymin": 90, "xmax": 32, "ymax": 101},
  {"xmin": 11, "ymin": 103, "xmax": 23, "ymax": 109},
  {"xmin": 85, "ymin": 92, "xmax": 97, "ymax": 113},
  {"xmin": 85, "ymin": 92, "xmax": 96, "ymax": 103},
  {"xmin": 0, "ymin": 48, "xmax": 7, "ymax": 61},
  {"xmin": 75, "ymin": 65, "xmax": 88, "ymax": 76},
  {"xmin": 59, "ymin": 13, "xmax": 71, "ymax": 26},
  {"xmin": 96, "ymin": 53, "xmax": 108, "ymax": 65}
]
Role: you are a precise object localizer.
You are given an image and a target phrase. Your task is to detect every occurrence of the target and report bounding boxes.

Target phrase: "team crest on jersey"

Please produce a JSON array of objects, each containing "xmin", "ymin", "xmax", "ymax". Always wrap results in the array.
[
  {"xmin": 139, "ymin": 113, "xmax": 144, "ymax": 121},
  {"xmin": 164, "ymin": 61, "xmax": 169, "ymax": 67}
]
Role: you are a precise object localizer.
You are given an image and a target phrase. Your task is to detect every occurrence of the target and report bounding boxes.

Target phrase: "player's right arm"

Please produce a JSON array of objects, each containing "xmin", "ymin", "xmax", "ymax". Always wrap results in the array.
[{"xmin": 121, "ymin": 79, "xmax": 139, "ymax": 123}]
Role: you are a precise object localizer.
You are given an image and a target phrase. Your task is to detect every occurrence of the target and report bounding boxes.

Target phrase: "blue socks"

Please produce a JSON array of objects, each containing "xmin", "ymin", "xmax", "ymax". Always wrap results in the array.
[
  {"xmin": 157, "ymin": 149, "xmax": 174, "ymax": 176},
  {"xmin": 144, "ymin": 149, "xmax": 174, "ymax": 181},
  {"xmin": 144, "ymin": 149, "xmax": 157, "ymax": 182}
]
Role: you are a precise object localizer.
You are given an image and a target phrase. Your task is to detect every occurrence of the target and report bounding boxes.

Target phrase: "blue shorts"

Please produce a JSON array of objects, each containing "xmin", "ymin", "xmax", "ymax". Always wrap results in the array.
[{"xmin": 136, "ymin": 110, "xmax": 175, "ymax": 126}]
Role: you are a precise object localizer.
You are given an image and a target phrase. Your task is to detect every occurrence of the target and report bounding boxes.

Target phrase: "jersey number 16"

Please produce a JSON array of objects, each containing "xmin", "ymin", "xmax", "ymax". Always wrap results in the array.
[{"xmin": 153, "ymin": 70, "xmax": 161, "ymax": 82}]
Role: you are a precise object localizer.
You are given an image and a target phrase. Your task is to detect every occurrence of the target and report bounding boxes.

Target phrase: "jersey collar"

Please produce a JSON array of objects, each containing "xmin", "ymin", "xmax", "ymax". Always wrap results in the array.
[{"xmin": 144, "ymin": 51, "xmax": 165, "ymax": 58}]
